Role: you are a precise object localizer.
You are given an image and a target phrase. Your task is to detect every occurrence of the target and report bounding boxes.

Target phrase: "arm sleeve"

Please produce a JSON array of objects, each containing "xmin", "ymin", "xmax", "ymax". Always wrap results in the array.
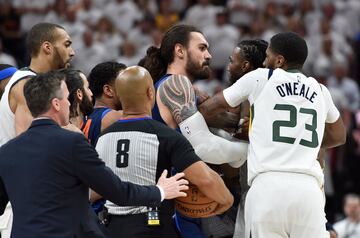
[
  {"xmin": 223, "ymin": 69, "xmax": 261, "ymax": 107},
  {"xmin": 179, "ymin": 111, "xmax": 248, "ymax": 167},
  {"xmin": 72, "ymin": 134, "xmax": 161, "ymax": 207},
  {"xmin": 320, "ymin": 84, "xmax": 340, "ymax": 123},
  {"xmin": 165, "ymin": 130, "xmax": 202, "ymax": 172}
]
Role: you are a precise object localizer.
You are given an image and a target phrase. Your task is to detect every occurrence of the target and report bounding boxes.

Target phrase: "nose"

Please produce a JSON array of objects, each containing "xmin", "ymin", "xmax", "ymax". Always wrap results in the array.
[
  {"xmin": 70, "ymin": 47, "xmax": 75, "ymax": 57},
  {"xmin": 205, "ymin": 50, "xmax": 212, "ymax": 60}
]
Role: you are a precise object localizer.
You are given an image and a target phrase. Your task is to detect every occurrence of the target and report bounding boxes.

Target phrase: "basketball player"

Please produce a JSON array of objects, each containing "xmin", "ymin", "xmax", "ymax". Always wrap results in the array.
[
  {"xmin": 95, "ymin": 66, "xmax": 233, "ymax": 238},
  {"xmin": 61, "ymin": 69, "xmax": 93, "ymax": 132},
  {"xmin": 0, "ymin": 22, "xmax": 74, "ymax": 238},
  {"xmin": 0, "ymin": 64, "xmax": 17, "ymax": 98},
  {"xmin": 226, "ymin": 39, "xmax": 268, "ymax": 238},
  {"xmin": 200, "ymin": 32, "xmax": 346, "ymax": 238},
  {"xmin": 82, "ymin": 61, "xmax": 125, "ymax": 147},
  {"xmin": 81, "ymin": 62, "xmax": 126, "ymax": 216},
  {"xmin": 142, "ymin": 24, "xmax": 248, "ymax": 238}
]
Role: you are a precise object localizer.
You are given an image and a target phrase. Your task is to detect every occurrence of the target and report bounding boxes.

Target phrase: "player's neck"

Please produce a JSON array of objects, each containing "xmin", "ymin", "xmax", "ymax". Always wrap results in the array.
[
  {"xmin": 29, "ymin": 57, "xmax": 53, "ymax": 74},
  {"xmin": 94, "ymin": 97, "xmax": 116, "ymax": 110},
  {"xmin": 167, "ymin": 63, "xmax": 193, "ymax": 81},
  {"xmin": 69, "ymin": 114, "xmax": 84, "ymax": 129}
]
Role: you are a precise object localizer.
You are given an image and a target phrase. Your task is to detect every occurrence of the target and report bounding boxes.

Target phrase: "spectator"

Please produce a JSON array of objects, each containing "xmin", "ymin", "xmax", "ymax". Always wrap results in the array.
[
  {"xmin": 334, "ymin": 194, "xmax": 360, "ymax": 238},
  {"xmin": 184, "ymin": 0, "xmax": 219, "ymax": 31},
  {"xmin": 203, "ymin": 9, "xmax": 239, "ymax": 81},
  {"xmin": 328, "ymin": 61, "xmax": 360, "ymax": 112}
]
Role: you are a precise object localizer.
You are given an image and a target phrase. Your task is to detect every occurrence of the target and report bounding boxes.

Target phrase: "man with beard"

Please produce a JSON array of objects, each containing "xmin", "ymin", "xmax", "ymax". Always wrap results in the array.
[
  {"xmin": 61, "ymin": 69, "xmax": 93, "ymax": 131},
  {"xmin": 200, "ymin": 32, "xmax": 346, "ymax": 238},
  {"xmin": 0, "ymin": 22, "xmax": 75, "ymax": 238},
  {"xmin": 227, "ymin": 39, "xmax": 268, "ymax": 238},
  {"xmin": 142, "ymin": 24, "xmax": 248, "ymax": 238}
]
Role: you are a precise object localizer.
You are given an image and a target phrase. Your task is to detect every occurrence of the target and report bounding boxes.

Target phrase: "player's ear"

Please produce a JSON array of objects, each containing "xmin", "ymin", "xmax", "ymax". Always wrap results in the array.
[
  {"xmin": 275, "ymin": 55, "xmax": 285, "ymax": 68},
  {"xmin": 42, "ymin": 41, "xmax": 52, "ymax": 55},
  {"xmin": 76, "ymin": 88, "xmax": 83, "ymax": 101},
  {"xmin": 242, "ymin": 61, "xmax": 251, "ymax": 72},
  {"xmin": 174, "ymin": 43, "xmax": 185, "ymax": 60},
  {"xmin": 103, "ymin": 84, "xmax": 115, "ymax": 98}
]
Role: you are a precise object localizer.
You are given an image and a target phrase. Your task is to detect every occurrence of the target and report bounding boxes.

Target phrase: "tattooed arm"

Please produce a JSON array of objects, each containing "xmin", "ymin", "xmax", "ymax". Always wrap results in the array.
[
  {"xmin": 158, "ymin": 74, "xmax": 197, "ymax": 124},
  {"xmin": 158, "ymin": 75, "xmax": 248, "ymax": 166}
]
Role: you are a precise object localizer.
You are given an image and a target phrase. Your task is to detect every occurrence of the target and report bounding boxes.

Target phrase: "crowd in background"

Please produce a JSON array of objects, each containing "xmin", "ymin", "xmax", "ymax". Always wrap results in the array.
[{"xmin": 0, "ymin": 0, "xmax": 359, "ymax": 225}]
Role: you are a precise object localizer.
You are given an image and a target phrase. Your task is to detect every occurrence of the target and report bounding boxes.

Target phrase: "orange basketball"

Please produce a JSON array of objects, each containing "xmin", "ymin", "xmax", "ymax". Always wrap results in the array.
[{"xmin": 175, "ymin": 184, "xmax": 218, "ymax": 218}]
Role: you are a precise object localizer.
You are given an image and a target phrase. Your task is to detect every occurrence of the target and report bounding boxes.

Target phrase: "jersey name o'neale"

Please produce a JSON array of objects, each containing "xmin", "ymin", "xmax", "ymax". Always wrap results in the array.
[{"xmin": 275, "ymin": 81, "xmax": 318, "ymax": 103}]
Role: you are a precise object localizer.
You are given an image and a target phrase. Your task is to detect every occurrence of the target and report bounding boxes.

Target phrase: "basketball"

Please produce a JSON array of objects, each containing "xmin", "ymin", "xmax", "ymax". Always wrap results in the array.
[{"xmin": 175, "ymin": 184, "xmax": 218, "ymax": 218}]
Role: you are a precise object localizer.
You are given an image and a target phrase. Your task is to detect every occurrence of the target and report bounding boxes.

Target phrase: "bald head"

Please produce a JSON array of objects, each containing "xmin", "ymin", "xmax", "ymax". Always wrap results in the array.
[{"xmin": 115, "ymin": 66, "xmax": 155, "ymax": 115}]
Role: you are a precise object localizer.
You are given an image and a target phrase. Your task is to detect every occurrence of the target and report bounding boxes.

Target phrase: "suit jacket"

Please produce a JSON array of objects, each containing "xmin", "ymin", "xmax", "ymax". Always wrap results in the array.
[{"xmin": 0, "ymin": 119, "xmax": 161, "ymax": 238}]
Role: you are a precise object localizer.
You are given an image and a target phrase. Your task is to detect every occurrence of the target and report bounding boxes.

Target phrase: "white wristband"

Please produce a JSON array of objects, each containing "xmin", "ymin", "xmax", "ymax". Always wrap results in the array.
[{"xmin": 156, "ymin": 185, "xmax": 165, "ymax": 202}]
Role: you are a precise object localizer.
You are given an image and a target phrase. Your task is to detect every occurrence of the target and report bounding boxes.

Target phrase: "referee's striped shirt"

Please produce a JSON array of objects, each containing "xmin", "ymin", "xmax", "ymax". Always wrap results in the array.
[{"xmin": 96, "ymin": 117, "xmax": 200, "ymax": 215}]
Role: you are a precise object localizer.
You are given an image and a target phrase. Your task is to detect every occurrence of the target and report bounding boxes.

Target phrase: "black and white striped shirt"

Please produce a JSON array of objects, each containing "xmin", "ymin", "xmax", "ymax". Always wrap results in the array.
[{"xmin": 96, "ymin": 117, "xmax": 200, "ymax": 215}]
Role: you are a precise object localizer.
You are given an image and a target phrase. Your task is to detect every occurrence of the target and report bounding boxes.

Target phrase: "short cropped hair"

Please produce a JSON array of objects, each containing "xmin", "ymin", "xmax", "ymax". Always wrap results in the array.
[
  {"xmin": 88, "ymin": 62, "xmax": 126, "ymax": 98},
  {"xmin": 27, "ymin": 22, "xmax": 65, "ymax": 57},
  {"xmin": 269, "ymin": 32, "xmax": 308, "ymax": 68},
  {"xmin": 24, "ymin": 71, "xmax": 65, "ymax": 117}
]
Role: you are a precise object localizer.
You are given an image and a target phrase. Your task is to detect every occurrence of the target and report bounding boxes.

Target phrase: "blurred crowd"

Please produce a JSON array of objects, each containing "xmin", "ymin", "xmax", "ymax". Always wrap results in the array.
[{"xmin": 0, "ymin": 0, "xmax": 359, "ymax": 224}]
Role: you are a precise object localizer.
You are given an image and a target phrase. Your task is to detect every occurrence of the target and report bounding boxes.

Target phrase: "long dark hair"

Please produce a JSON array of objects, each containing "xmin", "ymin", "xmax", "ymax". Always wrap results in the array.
[{"xmin": 142, "ymin": 24, "xmax": 201, "ymax": 83}]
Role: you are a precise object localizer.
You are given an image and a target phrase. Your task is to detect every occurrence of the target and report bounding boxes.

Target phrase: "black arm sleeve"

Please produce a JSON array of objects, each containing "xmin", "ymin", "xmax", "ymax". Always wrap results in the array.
[{"xmin": 166, "ymin": 130, "xmax": 201, "ymax": 172}]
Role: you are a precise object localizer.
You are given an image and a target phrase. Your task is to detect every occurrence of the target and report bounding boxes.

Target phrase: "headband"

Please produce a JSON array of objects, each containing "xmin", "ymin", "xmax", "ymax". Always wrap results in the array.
[{"xmin": 0, "ymin": 67, "xmax": 17, "ymax": 81}]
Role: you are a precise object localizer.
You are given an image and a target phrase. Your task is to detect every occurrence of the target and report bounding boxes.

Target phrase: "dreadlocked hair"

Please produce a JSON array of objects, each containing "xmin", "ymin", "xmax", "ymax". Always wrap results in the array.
[{"xmin": 238, "ymin": 39, "xmax": 268, "ymax": 69}]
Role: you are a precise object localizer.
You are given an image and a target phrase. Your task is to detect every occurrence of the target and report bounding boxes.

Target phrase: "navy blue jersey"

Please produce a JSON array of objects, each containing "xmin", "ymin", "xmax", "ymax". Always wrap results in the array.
[{"xmin": 82, "ymin": 107, "xmax": 112, "ymax": 147}]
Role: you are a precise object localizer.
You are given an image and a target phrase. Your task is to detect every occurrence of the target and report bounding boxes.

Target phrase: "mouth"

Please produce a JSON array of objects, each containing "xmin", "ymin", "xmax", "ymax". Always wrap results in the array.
[{"xmin": 202, "ymin": 62, "xmax": 210, "ymax": 67}]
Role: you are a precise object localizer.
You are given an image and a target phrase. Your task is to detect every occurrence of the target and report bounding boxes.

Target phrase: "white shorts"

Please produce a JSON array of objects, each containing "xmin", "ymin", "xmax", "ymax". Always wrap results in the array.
[{"xmin": 245, "ymin": 172, "xmax": 329, "ymax": 238}]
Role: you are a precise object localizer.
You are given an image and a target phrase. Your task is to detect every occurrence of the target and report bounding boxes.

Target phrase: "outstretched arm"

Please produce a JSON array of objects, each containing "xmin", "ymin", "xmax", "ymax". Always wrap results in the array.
[
  {"xmin": 158, "ymin": 75, "xmax": 247, "ymax": 166},
  {"xmin": 198, "ymin": 92, "xmax": 231, "ymax": 120}
]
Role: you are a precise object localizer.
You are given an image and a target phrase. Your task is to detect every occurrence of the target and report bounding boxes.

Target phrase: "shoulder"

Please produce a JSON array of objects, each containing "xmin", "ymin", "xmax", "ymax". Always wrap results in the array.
[
  {"xmin": 102, "ymin": 110, "xmax": 122, "ymax": 130},
  {"xmin": 158, "ymin": 74, "xmax": 191, "ymax": 89}
]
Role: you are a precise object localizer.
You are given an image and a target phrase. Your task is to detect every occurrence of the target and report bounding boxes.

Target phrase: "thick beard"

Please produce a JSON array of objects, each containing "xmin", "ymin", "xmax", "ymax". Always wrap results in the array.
[
  {"xmin": 79, "ymin": 92, "xmax": 94, "ymax": 116},
  {"xmin": 185, "ymin": 53, "xmax": 210, "ymax": 80},
  {"xmin": 229, "ymin": 71, "xmax": 243, "ymax": 85}
]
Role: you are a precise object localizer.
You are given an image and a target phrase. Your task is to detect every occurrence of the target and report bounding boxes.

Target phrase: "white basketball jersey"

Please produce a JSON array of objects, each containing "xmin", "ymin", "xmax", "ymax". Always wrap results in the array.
[
  {"xmin": 0, "ymin": 69, "xmax": 35, "ymax": 146},
  {"xmin": 223, "ymin": 68, "xmax": 340, "ymax": 186}
]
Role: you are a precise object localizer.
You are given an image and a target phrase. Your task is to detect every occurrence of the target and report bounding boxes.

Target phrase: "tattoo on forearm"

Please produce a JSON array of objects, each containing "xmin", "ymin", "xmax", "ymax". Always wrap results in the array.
[{"xmin": 159, "ymin": 75, "xmax": 197, "ymax": 124}]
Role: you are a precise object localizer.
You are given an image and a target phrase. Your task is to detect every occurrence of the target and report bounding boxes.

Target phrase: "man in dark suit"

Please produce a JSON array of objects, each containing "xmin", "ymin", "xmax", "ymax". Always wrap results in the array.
[{"xmin": 0, "ymin": 70, "xmax": 188, "ymax": 238}]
